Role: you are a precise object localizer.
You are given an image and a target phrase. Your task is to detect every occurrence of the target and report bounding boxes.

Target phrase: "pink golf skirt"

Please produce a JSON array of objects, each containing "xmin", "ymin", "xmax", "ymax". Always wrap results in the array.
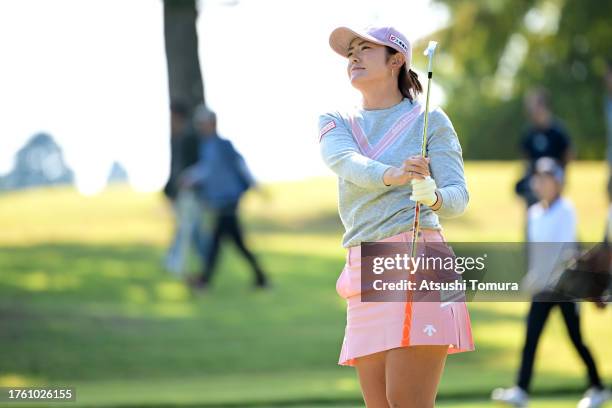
[{"xmin": 336, "ymin": 228, "xmax": 475, "ymax": 366}]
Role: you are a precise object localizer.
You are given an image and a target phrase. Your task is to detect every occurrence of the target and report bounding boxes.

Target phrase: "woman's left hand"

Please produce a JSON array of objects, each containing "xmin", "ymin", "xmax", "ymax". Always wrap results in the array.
[{"xmin": 410, "ymin": 176, "xmax": 438, "ymax": 207}]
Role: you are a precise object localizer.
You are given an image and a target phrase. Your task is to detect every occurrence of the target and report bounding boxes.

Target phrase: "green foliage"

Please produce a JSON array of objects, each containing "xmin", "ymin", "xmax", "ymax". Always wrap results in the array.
[{"xmin": 425, "ymin": 0, "xmax": 612, "ymax": 159}]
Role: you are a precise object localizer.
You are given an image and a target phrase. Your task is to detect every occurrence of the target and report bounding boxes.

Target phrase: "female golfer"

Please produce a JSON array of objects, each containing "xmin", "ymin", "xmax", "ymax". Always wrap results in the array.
[{"xmin": 319, "ymin": 26, "xmax": 475, "ymax": 407}]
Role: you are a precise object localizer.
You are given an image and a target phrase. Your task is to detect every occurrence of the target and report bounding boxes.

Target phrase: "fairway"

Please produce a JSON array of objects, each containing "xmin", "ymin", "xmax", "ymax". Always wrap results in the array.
[{"xmin": 0, "ymin": 161, "xmax": 610, "ymax": 407}]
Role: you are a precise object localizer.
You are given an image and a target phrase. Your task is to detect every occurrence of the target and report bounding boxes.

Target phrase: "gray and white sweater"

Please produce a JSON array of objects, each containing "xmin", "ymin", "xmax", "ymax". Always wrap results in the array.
[{"xmin": 318, "ymin": 98, "xmax": 468, "ymax": 248}]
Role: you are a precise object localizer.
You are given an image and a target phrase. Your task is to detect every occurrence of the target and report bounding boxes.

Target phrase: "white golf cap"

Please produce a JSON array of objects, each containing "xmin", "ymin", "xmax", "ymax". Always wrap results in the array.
[{"xmin": 534, "ymin": 157, "xmax": 564, "ymax": 183}]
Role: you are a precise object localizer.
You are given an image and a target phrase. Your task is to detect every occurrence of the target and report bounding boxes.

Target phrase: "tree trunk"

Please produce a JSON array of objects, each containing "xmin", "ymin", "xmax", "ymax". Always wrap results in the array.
[{"xmin": 163, "ymin": 0, "xmax": 205, "ymax": 113}]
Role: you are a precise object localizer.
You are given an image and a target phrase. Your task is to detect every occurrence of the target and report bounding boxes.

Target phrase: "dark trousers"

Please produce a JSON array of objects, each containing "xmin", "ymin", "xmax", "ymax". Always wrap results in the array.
[
  {"xmin": 517, "ymin": 301, "xmax": 603, "ymax": 392},
  {"xmin": 200, "ymin": 203, "xmax": 267, "ymax": 286}
]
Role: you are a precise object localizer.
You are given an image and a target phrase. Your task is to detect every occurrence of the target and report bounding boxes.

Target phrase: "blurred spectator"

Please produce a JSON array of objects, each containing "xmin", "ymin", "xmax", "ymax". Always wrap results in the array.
[
  {"xmin": 182, "ymin": 105, "xmax": 269, "ymax": 290},
  {"xmin": 603, "ymin": 60, "xmax": 612, "ymax": 312},
  {"xmin": 164, "ymin": 100, "xmax": 209, "ymax": 276},
  {"xmin": 605, "ymin": 60, "xmax": 612, "ymax": 201},
  {"xmin": 493, "ymin": 158, "xmax": 609, "ymax": 408},
  {"xmin": 515, "ymin": 88, "xmax": 573, "ymax": 208},
  {"xmin": 164, "ymin": 101, "xmax": 199, "ymax": 201}
]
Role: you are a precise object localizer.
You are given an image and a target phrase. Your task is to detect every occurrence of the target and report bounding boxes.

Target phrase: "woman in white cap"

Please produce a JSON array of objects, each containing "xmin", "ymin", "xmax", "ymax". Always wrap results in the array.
[{"xmin": 319, "ymin": 26, "xmax": 475, "ymax": 407}]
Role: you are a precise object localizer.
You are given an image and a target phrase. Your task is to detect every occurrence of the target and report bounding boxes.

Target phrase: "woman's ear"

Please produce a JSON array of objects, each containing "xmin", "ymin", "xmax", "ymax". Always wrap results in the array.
[{"xmin": 393, "ymin": 54, "xmax": 405, "ymax": 68}]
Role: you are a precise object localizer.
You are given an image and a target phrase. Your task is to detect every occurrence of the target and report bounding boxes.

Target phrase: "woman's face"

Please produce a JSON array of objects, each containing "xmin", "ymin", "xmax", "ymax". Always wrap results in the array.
[
  {"xmin": 346, "ymin": 38, "xmax": 394, "ymax": 87},
  {"xmin": 532, "ymin": 173, "xmax": 561, "ymax": 203}
]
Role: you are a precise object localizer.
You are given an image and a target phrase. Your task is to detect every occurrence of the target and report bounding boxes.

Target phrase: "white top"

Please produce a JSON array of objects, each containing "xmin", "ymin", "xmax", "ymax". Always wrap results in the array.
[
  {"xmin": 527, "ymin": 197, "xmax": 576, "ymax": 242},
  {"xmin": 523, "ymin": 197, "xmax": 577, "ymax": 293}
]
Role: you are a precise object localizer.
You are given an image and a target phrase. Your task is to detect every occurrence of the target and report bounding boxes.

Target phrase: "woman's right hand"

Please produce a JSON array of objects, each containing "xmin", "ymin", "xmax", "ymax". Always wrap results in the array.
[{"xmin": 383, "ymin": 156, "xmax": 430, "ymax": 186}]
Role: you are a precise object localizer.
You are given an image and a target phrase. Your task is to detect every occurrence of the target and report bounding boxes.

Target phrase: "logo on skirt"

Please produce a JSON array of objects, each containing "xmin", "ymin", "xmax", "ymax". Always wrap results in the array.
[{"xmin": 423, "ymin": 324, "xmax": 437, "ymax": 336}]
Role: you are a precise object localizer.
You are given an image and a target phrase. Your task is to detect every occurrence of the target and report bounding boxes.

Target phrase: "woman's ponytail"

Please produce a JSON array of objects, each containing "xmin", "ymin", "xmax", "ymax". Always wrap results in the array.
[{"xmin": 386, "ymin": 46, "xmax": 423, "ymax": 102}]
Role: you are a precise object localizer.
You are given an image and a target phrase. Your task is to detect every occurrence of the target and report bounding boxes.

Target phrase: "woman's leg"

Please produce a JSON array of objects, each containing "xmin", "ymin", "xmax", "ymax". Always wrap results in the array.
[
  {"xmin": 559, "ymin": 302, "xmax": 604, "ymax": 389},
  {"xmin": 199, "ymin": 213, "xmax": 228, "ymax": 285},
  {"xmin": 516, "ymin": 301, "xmax": 553, "ymax": 392},
  {"xmin": 225, "ymin": 210, "xmax": 268, "ymax": 286},
  {"xmin": 355, "ymin": 351, "xmax": 389, "ymax": 408},
  {"xmin": 385, "ymin": 345, "xmax": 448, "ymax": 408}
]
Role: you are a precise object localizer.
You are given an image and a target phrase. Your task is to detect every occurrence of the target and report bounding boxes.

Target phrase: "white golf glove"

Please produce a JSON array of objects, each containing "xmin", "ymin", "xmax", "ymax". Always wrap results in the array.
[{"xmin": 410, "ymin": 176, "xmax": 438, "ymax": 207}]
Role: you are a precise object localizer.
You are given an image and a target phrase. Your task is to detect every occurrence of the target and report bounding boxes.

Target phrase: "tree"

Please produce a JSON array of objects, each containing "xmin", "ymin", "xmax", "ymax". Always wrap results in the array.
[
  {"xmin": 423, "ymin": 0, "xmax": 612, "ymax": 159},
  {"xmin": 163, "ymin": 0, "xmax": 205, "ymax": 113}
]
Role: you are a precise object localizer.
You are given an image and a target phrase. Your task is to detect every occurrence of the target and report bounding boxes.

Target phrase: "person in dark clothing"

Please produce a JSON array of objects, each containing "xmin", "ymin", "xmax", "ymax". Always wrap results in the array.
[
  {"xmin": 182, "ymin": 105, "xmax": 269, "ymax": 290},
  {"xmin": 164, "ymin": 100, "xmax": 208, "ymax": 276},
  {"xmin": 515, "ymin": 88, "xmax": 573, "ymax": 208},
  {"xmin": 604, "ymin": 60, "xmax": 612, "ymax": 201},
  {"xmin": 164, "ymin": 101, "xmax": 200, "ymax": 201}
]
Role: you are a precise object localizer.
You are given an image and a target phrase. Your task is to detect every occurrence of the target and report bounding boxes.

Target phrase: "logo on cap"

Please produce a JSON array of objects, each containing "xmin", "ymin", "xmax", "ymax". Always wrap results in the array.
[{"xmin": 388, "ymin": 34, "xmax": 408, "ymax": 53}]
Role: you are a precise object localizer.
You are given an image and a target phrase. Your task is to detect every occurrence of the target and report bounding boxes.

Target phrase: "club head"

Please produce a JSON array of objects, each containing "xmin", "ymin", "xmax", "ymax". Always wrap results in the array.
[{"xmin": 423, "ymin": 41, "xmax": 438, "ymax": 58}]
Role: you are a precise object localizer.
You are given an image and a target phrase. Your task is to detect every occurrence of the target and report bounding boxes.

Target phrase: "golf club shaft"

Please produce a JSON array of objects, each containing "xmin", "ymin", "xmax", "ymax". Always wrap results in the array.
[{"xmin": 410, "ymin": 71, "xmax": 433, "ymax": 259}]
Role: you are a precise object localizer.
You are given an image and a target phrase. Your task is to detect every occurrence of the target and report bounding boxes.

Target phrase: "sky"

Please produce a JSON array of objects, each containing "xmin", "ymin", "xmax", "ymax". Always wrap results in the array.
[{"xmin": 0, "ymin": 0, "xmax": 449, "ymax": 195}]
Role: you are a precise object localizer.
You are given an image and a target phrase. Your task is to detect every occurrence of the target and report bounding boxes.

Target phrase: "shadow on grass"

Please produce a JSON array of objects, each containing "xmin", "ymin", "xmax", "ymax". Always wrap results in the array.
[{"xmin": 0, "ymin": 242, "xmax": 345, "ymax": 382}]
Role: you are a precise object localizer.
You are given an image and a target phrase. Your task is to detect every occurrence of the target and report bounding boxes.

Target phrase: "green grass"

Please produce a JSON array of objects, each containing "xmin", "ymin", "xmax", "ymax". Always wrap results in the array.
[{"xmin": 0, "ymin": 161, "xmax": 610, "ymax": 407}]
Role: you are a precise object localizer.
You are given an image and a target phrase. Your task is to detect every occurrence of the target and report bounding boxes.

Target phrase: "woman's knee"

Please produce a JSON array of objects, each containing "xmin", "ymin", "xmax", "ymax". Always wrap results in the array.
[
  {"xmin": 386, "ymin": 386, "xmax": 434, "ymax": 408},
  {"xmin": 384, "ymin": 346, "xmax": 446, "ymax": 408}
]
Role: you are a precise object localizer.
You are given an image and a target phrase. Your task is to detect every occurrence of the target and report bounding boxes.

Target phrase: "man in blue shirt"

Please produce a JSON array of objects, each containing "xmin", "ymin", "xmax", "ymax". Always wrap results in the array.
[{"xmin": 182, "ymin": 105, "xmax": 268, "ymax": 290}]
